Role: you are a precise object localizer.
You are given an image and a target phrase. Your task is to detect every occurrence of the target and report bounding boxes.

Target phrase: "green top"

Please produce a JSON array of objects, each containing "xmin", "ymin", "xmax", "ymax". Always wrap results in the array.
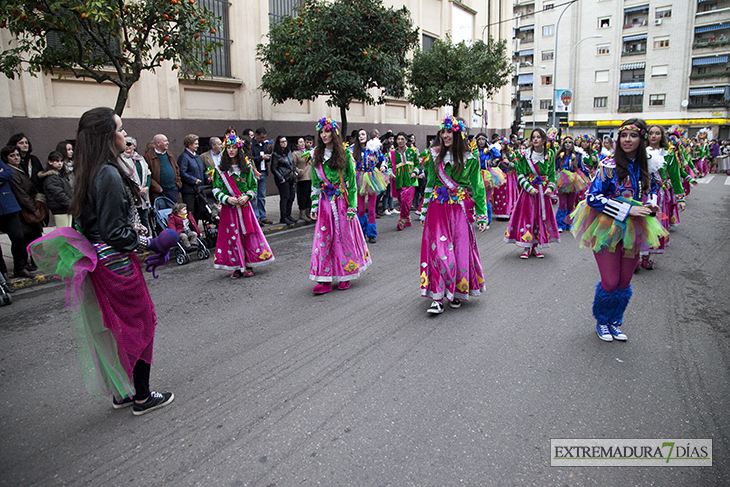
[
  {"xmin": 310, "ymin": 149, "xmax": 357, "ymax": 214},
  {"xmin": 389, "ymin": 147, "xmax": 420, "ymax": 189},
  {"xmin": 421, "ymin": 149, "xmax": 487, "ymax": 220},
  {"xmin": 514, "ymin": 148, "xmax": 557, "ymax": 192},
  {"xmin": 212, "ymin": 166, "xmax": 257, "ymax": 205}
]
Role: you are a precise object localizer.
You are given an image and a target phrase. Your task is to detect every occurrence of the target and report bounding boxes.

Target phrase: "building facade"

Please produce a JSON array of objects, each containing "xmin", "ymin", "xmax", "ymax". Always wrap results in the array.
[
  {"xmin": 512, "ymin": 0, "xmax": 730, "ymax": 139},
  {"xmin": 0, "ymin": 0, "xmax": 515, "ymax": 159}
]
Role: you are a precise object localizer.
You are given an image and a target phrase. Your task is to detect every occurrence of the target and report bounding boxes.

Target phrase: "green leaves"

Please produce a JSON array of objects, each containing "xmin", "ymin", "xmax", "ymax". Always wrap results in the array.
[
  {"xmin": 257, "ymin": 0, "xmax": 419, "ymax": 134},
  {"xmin": 407, "ymin": 34, "xmax": 513, "ymax": 117},
  {"xmin": 0, "ymin": 0, "xmax": 221, "ymax": 114}
]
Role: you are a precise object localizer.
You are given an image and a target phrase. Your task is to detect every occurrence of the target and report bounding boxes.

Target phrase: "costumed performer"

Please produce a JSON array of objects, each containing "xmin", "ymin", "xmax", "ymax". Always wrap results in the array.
[
  {"xmin": 389, "ymin": 132, "xmax": 421, "ymax": 231},
  {"xmin": 554, "ymin": 135, "xmax": 590, "ymax": 232},
  {"xmin": 350, "ymin": 128, "xmax": 388, "ymax": 243},
  {"xmin": 492, "ymin": 136, "xmax": 518, "ymax": 220},
  {"xmin": 476, "ymin": 133, "xmax": 506, "ymax": 228},
  {"xmin": 309, "ymin": 117, "xmax": 371, "ymax": 294},
  {"xmin": 504, "ymin": 128, "xmax": 560, "ymax": 259},
  {"xmin": 28, "ymin": 107, "xmax": 178, "ymax": 415},
  {"xmin": 419, "ymin": 115, "xmax": 488, "ymax": 315},
  {"xmin": 212, "ymin": 134, "xmax": 274, "ymax": 279},
  {"xmin": 570, "ymin": 118, "xmax": 668, "ymax": 342}
]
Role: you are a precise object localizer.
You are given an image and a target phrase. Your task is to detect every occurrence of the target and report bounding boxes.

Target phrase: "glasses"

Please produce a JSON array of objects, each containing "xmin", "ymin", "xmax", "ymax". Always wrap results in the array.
[
  {"xmin": 126, "ymin": 142, "xmax": 133, "ymax": 147},
  {"xmin": 117, "ymin": 127, "xmax": 125, "ymax": 133}
]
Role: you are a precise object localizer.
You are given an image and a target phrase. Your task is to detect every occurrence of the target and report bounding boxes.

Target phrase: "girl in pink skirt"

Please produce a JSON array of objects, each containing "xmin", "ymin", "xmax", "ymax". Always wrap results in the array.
[
  {"xmin": 419, "ymin": 116, "xmax": 488, "ymax": 315},
  {"xmin": 212, "ymin": 135, "xmax": 274, "ymax": 278},
  {"xmin": 492, "ymin": 138, "xmax": 517, "ymax": 220},
  {"xmin": 504, "ymin": 128, "xmax": 560, "ymax": 258},
  {"xmin": 309, "ymin": 117, "xmax": 371, "ymax": 294}
]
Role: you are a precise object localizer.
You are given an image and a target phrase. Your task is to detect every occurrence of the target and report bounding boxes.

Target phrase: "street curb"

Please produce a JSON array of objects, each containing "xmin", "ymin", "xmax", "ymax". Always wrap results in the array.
[{"xmin": 5, "ymin": 220, "xmax": 313, "ymax": 291}]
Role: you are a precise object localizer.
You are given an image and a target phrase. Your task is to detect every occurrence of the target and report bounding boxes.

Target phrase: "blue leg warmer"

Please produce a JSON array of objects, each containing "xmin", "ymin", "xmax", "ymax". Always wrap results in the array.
[
  {"xmin": 487, "ymin": 203, "xmax": 492, "ymax": 225},
  {"xmin": 555, "ymin": 208, "xmax": 569, "ymax": 231},
  {"xmin": 592, "ymin": 282, "xmax": 622, "ymax": 325},
  {"xmin": 612, "ymin": 285, "xmax": 633, "ymax": 326},
  {"xmin": 358, "ymin": 214, "xmax": 377, "ymax": 239}
]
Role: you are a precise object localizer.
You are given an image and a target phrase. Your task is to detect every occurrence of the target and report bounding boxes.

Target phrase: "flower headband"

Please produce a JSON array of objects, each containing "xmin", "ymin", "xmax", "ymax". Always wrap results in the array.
[
  {"xmin": 224, "ymin": 134, "xmax": 243, "ymax": 148},
  {"xmin": 618, "ymin": 124, "xmax": 647, "ymax": 139},
  {"xmin": 315, "ymin": 117, "xmax": 339, "ymax": 134},
  {"xmin": 439, "ymin": 115, "xmax": 466, "ymax": 138}
]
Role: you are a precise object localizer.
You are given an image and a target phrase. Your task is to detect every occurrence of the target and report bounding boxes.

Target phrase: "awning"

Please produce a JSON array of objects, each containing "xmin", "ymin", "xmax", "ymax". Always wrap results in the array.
[
  {"xmin": 619, "ymin": 91, "xmax": 643, "ymax": 96},
  {"xmin": 520, "ymin": 97, "xmax": 533, "ymax": 102},
  {"xmin": 623, "ymin": 34, "xmax": 648, "ymax": 42},
  {"xmin": 692, "ymin": 56, "xmax": 729, "ymax": 66},
  {"xmin": 624, "ymin": 4, "xmax": 649, "ymax": 14},
  {"xmin": 517, "ymin": 73, "xmax": 534, "ymax": 85},
  {"xmin": 518, "ymin": 49, "xmax": 534, "ymax": 56},
  {"xmin": 689, "ymin": 87, "xmax": 727, "ymax": 96},
  {"xmin": 620, "ymin": 62, "xmax": 646, "ymax": 70},
  {"xmin": 695, "ymin": 23, "xmax": 730, "ymax": 33},
  {"xmin": 518, "ymin": 25, "xmax": 534, "ymax": 32},
  {"xmin": 698, "ymin": 0, "xmax": 713, "ymax": 3}
]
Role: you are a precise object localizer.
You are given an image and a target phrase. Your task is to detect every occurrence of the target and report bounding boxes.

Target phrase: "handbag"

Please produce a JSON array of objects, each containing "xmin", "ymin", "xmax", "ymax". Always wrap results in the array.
[{"xmin": 22, "ymin": 196, "xmax": 47, "ymax": 223}]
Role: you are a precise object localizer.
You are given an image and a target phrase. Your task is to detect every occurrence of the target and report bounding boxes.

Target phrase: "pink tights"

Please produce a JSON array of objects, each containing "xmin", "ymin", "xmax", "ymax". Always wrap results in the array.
[
  {"xmin": 358, "ymin": 193, "xmax": 377, "ymax": 224},
  {"xmin": 593, "ymin": 247, "xmax": 639, "ymax": 292},
  {"xmin": 558, "ymin": 193, "xmax": 576, "ymax": 212}
]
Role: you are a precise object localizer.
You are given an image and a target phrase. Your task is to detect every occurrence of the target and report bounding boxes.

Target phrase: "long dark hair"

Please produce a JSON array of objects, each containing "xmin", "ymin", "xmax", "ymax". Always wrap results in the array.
[
  {"xmin": 273, "ymin": 135, "xmax": 290, "ymax": 156},
  {"xmin": 219, "ymin": 137, "xmax": 252, "ymax": 173},
  {"xmin": 528, "ymin": 128, "xmax": 547, "ymax": 159},
  {"xmin": 7, "ymin": 133, "xmax": 32, "ymax": 154},
  {"xmin": 614, "ymin": 118, "xmax": 650, "ymax": 194},
  {"xmin": 351, "ymin": 128, "xmax": 367, "ymax": 163},
  {"xmin": 313, "ymin": 129, "xmax": 346, "ymax": 170},
  {"xmin": 55, "ymin": 140, "xmax": 73, "ymax": 161},
  {"xmin": 69, "ymin": 107, "xmax": 136, "ymax": 218},
  {"xmin": 434, "ymin": 128, "xmax": 469, "ymax": 176},
  {"xmin": 556, "ymin": 136, "xmax": 578, "ymax": 170}
]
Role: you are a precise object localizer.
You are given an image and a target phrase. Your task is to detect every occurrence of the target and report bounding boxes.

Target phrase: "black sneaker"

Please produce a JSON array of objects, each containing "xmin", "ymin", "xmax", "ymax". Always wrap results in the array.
[
  {"xmin": 449, "ymin": 298, "xmax": 462, "ymax": 309},
  {"xmin": 112, "ymin": 396, "xmax": 134, "ymax": 409},
  {"xmin": 132, "ymin": 391, "xmax": 174, "ymax": 416}
]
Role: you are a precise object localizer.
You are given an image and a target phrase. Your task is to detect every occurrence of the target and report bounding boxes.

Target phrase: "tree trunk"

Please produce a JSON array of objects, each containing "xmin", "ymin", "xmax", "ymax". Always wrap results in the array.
[
  {"xmin": 339, "ymin": 104, "xmax": 348, "ymax": 141},
  {"xmin": 452, "ymin": 103, "xmax": 460, "ymax": 118},
  {"xmin": 114, "ymin": 85, "xmax": 129, "ymax": 116}
]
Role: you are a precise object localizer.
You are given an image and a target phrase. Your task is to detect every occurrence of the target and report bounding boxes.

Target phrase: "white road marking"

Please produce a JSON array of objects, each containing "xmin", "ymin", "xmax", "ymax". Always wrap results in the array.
[{"xmin": 698, "ymin": 175, "xmax": 714, "ymax": 184}]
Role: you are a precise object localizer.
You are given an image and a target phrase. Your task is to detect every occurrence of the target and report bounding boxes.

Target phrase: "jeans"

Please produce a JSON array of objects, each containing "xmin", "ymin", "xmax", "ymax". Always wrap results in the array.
[{"xmin": 255, "ymin": 171, "xmax": 268, "ymax": 221}]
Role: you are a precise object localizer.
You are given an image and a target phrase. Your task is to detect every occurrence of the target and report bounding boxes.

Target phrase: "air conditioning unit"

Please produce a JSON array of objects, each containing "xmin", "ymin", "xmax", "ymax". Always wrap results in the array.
[{"xmin": 655, "ymin": 19, "xmax": 662, "ymax": 25}]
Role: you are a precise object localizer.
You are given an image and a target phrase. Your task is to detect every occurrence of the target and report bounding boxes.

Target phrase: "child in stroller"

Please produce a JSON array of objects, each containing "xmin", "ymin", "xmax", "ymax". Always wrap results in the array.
[{"xmin": 152, "ymin": 196, "xmax": 211, "ymax": 265}]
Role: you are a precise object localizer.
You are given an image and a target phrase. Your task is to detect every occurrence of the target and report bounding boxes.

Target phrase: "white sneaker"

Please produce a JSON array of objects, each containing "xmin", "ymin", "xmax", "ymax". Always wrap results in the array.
[
  {"xmin": 427, "ymin": 300, "xmax": 444, "ymax": 314},
  {"xmin": 415, "ymin": 210, "xmax": 422, "ymax": 215},
  {"xmin": 384, "ymin": 210, "xmax": 392, "ymax": 216}
]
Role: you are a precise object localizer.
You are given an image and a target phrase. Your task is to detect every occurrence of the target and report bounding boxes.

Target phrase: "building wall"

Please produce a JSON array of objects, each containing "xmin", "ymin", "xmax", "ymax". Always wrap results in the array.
[{"xmin": 0, "ymin": 0, "xmax": 516, "ymax": 159}]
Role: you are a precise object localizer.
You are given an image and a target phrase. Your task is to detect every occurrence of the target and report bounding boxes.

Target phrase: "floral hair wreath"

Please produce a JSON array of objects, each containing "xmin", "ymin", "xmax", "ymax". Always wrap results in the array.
[
  {"xmin": 618, "ymin": 124, "xmax": 648, "ymax": 139},
  {"xmin": 316, "ymin": 117, "xmax": 339, "ymax": 134},
  {"xmin": 439, "ymin": 115, "xmax": 467, "ymax": 138},
  {"xmin": 224, "ymin": 134, "xmax": 244, "ymax": 148}
]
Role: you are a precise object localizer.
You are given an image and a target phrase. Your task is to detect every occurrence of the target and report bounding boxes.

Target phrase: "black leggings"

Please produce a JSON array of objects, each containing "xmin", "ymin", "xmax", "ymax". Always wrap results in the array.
[
  {"xmin": 297, "ymin": 180, "xmax": 311, "ymax": 210},
  {"xmin": 133, "ymin": 359, "xmax": 151, "ymax": 400},
  {"xmin": 0, "ymin": 211, "xmax": 27, "ymax": 273}
]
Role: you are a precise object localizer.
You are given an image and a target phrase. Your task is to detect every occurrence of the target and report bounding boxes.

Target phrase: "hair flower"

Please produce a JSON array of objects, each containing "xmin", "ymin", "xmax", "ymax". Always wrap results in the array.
[{"xmin": 315, "ymin": 117, "xmax": 339, "ymax": 134}]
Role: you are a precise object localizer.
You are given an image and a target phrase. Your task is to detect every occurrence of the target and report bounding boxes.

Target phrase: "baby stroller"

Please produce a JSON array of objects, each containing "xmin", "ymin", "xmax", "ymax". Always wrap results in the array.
[
  {"xmin": 194, "ymin": 184, "xmax": 219, "ymax": 249},
  {"xmin": 151, "ymin": 196, "xmax": 211, "ymax": 265}
]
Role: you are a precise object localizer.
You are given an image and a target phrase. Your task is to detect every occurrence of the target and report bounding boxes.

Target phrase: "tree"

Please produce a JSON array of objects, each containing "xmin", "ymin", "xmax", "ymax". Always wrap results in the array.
[
  {"xmin": 257, "ymin": 0, "xmax": 419, "ymax": 136},
  {"xmin": 407, "ymin": 34, "xmax": 513, "ymax": 118},
  {"xmin": 0, "ymin": 0, "xmax": 220, "ymax": 115}
]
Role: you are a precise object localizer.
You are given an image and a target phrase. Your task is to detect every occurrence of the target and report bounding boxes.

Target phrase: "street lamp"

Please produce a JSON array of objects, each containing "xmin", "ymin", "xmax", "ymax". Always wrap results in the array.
[
  {"xmin": 551, "ymin": 0, "xmax": 579, "ymax": 129},
  {"xmin": 567, "ymin": 35, "xmax": 602, "ymax": 127}
]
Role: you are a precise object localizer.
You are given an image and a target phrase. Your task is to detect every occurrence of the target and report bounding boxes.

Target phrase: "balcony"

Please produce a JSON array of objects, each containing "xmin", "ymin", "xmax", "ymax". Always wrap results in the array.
[
  {"xmin": 696, "ymin": 6, "xmax": 730, "ymax": 23},
  {"xmin": 693, "ymin": 39, "xmax": 730, "ymax": 50},
  {"xmin": 690, "ymin": 72, "xmax": 730, "ymax": 82},
  {"xmin": 617, "ymin": 105, "xmax": 643, "ymax": 113},
  {"xmin": 687, "ymin": 101, "xmax": 730, "ymax": 109},
  {"xmin": 623, "ymin": 20, "xmax": 648, "ymax": 29},
  {"xmin": 622, "ymin": 50, "xmax": 647, "ymax": 56}
]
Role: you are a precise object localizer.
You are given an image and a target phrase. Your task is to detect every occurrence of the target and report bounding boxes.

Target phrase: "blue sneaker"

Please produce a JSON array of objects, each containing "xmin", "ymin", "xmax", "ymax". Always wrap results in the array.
[
  {"xmin": 596, "ymin": 323, "xmax": 613, "ymax": 342},
  {"xmin": 608, "ymin": 324, "xmax": 627, "ymax": 341}
]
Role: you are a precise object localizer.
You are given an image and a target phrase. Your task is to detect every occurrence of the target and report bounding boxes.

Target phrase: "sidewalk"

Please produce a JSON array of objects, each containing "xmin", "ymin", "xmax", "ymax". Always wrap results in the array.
[{"xmin": 1, "ymin": 194, "xmax": 310, "ymax": 291}]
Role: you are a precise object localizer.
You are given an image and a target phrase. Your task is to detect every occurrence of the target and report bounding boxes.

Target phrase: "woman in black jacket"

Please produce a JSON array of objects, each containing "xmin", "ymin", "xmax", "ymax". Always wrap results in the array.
[
  {"xmin": 7, "ymin": 133, "xmax": 45, "ymax": 193},
  {"xmin": 39, "ymin": 151, "xmax": 73, "ymax": 227},
  {"xmin": 0, "ymin": 147, "xmax": 31, "ymax": 278},
  {"xmin": 271, "ymin": 135, "xmax": 298, "ymax": 224}
]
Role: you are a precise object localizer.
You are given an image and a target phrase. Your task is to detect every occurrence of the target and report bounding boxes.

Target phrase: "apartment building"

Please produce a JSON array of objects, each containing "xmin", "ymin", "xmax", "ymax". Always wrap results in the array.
[
  {"xmin": 0, "ymin": 0, "xmax": 515, "ymax": 158},
  {"xmin": 512, "ymin": 0, "xmax": 730, "ymax": 139}
]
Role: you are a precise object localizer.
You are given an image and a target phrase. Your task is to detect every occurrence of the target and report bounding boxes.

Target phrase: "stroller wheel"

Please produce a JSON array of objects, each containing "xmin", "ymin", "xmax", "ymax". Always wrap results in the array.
[
  {"xmin": 176, "ymin": 252, "xmax": 187, "ymax": 265},
  {"xmin": 1, "ymin": 292, "xmax": 12, "ymax": 306},
  {"xmin": 198, "ymin": 247, "xmax": 209, "ymax": 260}
]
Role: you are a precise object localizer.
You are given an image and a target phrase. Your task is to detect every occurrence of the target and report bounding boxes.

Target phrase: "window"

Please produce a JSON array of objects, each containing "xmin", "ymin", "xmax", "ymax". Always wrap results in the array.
[
  {"xmin": 595, "ymin": 70, "xmax": 610, "ymax": 82},
  {"xmin": 422, "ymin": 33, "xmax": 437, "ymax": 50},
  {"xmin": 199, "ymin": 0, "xmax": 232, "ymax": 77},
  {"xmin": 623, "ymin": 8, "xmax": 649, "ymax": 28},
  {"xmin": 654, "ymin": 37, "xmax": 670, "ymax": 49},
  {"xmin": 621, "ymin": 68, "xmax": 645, "ymax": 82},
  {"xmin": 597, "ymin": 44, "xmax": 610, "ymax": 55},
  {"xmin": 649, "ymin": 94, "xmax": 666, "ymax": 106},
  {"xmin": 598, "ymin": 17, "xmax": 611, "ymax": 29},
  {"xmin": 618, "ymin": 93, "xmax": 644, "ymax": 111},
  {"xmin": 542, "ymin": 25, "xmax": 555, "ymax": 37},
  {"xmin": 540, "ymin": 99, "xmax": 551, "ymax": 110},
  {"xmin": 697, "ymin": 67, "xmax": 708, "ymax": 75},
  {"xmin": 699, "ymin": 1, "xmax": 718, "ymax": 13},
  {"xmin": 541, "ymin": 75, "xmax": 553, "ymax": 85},
  {"xmin": 543, "ymin": 3, "xmax": 554, "ymax": 10},
  {"xmin": 656, "ymin": 8, "xmax": 671, "ymax": 19},
  {"xmin": 594, "ymin": 97, "xmax": 608, "ymax": 108},
  {"xmin": 651, "ymin": 65, "xmax": 668, "ymax": 77},
  {"xmin": 542, "ymin": 50, "xmax": 554, "ymax": 61},
  {"xmin": 268, "ymin": 0, "xmax": 303, "ymax": 23}
]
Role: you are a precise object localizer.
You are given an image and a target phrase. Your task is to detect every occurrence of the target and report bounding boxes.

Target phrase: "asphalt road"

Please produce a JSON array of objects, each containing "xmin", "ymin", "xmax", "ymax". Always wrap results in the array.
[{"xmin": 2, "ymin": 176, "xmax": 729, "ymax": 486}]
